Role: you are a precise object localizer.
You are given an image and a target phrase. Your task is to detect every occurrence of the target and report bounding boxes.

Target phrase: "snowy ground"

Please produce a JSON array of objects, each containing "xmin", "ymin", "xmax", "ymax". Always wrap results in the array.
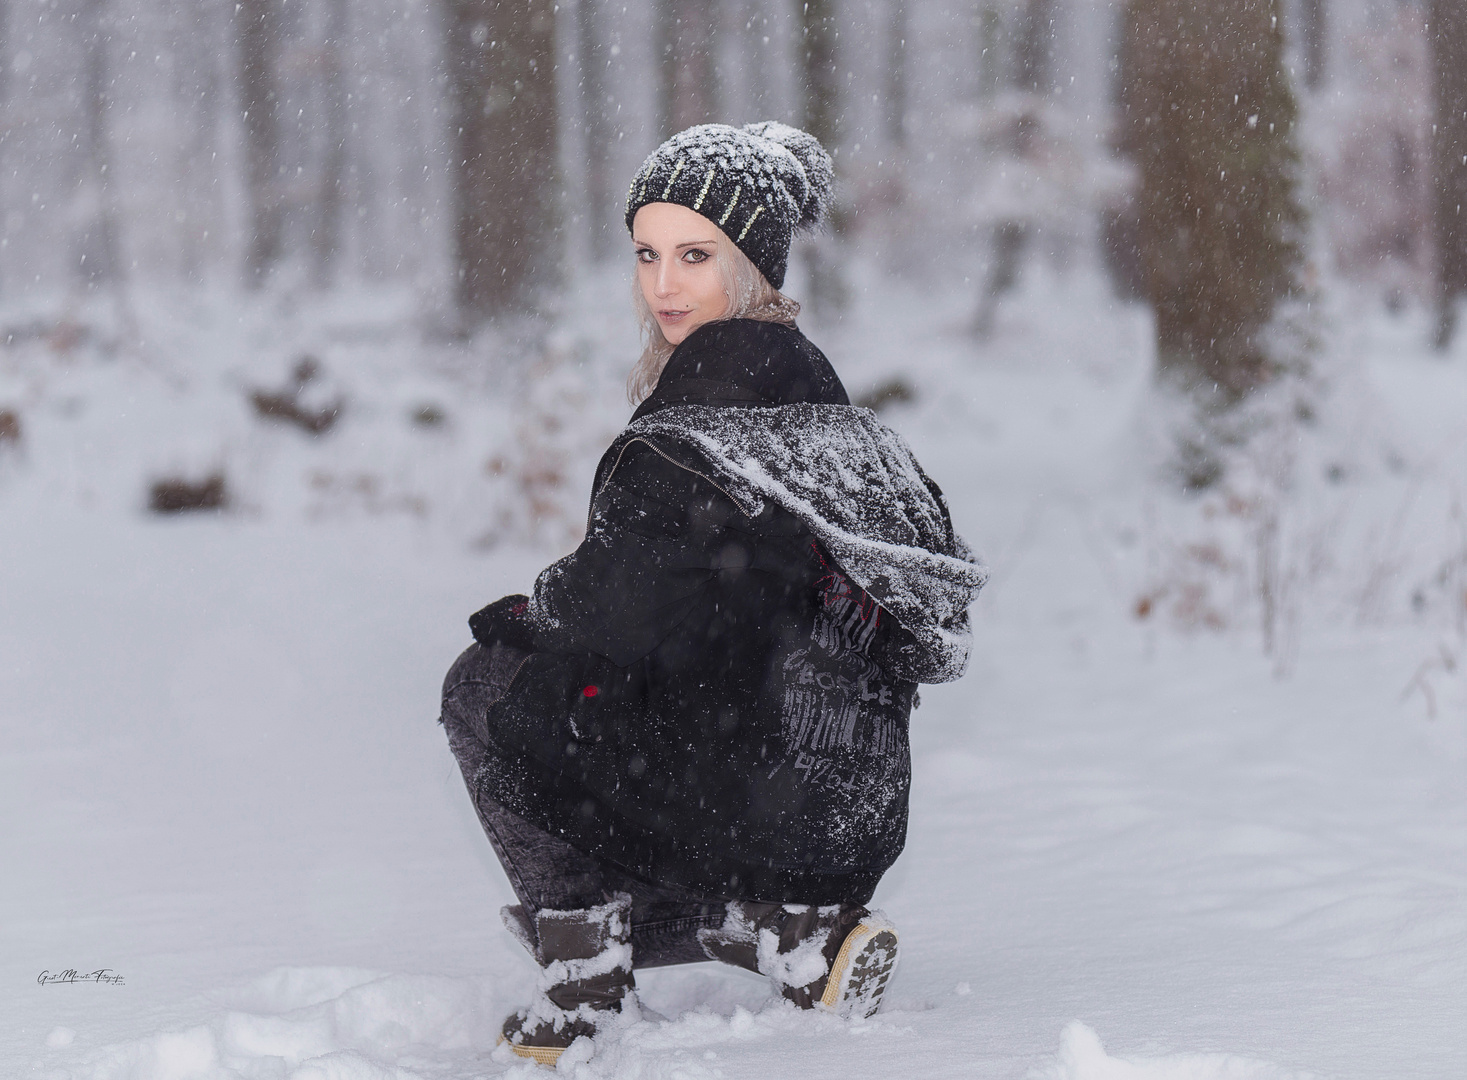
[{"xmin": 2, "ymin": 267, "xmax": 1464, "ymax": 1079}]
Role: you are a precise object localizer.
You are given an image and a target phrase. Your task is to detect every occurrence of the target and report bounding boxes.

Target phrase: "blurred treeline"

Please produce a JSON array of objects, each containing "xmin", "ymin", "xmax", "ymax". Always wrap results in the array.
[{"xmin": 3, "ymin": 0, "xmax": 1467, "ymax": 364}]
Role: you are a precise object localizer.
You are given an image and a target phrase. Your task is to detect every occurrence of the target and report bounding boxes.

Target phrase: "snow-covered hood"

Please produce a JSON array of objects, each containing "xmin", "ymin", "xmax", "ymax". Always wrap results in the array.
[{"xmin": 615, "ymin": 403, "xmax": 987, "ymax": 684}]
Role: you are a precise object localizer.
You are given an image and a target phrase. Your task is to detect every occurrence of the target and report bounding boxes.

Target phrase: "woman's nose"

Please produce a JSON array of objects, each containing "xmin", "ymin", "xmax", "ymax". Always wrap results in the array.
[{"xmin": 654, "ymin": 261, "xmax": 677, "ymax": 297}]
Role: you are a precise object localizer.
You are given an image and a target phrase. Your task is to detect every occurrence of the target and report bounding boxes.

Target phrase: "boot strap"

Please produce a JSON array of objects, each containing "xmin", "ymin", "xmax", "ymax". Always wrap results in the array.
[{"xmin": 544, "ymin": 969, "xmax": 633, "ymax": 1011}]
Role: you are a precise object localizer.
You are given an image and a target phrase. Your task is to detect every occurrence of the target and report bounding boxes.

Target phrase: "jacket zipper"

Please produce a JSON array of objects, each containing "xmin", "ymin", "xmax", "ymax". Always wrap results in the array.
[{"xmin": 485, "ymin": 651, "xmax": 535, "ymax": 709}]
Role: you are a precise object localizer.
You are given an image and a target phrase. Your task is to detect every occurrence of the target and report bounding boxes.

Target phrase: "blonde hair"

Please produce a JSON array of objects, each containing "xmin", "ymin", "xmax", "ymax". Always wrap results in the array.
[{"xmin": 627, "ymin": 240, "xmax": 801, "ymax": 404}]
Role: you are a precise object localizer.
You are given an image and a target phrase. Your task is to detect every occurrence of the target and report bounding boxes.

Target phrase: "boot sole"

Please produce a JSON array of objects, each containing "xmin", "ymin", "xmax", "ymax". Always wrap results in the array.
[
  {"xmin": 498, "ymin": 1034, "xmax": 565, "ymax": 1067},
  {"xmin": 820, "ymin": 918, "xmax": 899, "ymax": 1019}
]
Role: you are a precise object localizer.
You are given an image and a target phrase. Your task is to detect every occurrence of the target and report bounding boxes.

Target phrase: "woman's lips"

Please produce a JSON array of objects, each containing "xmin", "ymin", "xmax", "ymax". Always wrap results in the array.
[{"xmin": 657, "ymin": 309, "xmax": 690, "ymax": 323}]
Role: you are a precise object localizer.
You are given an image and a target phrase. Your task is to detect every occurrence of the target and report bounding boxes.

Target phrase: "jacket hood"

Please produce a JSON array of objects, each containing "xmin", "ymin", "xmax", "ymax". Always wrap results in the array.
[{"xmin": 615, "ymin": 402, "xmax": 987, "ymax": 683}]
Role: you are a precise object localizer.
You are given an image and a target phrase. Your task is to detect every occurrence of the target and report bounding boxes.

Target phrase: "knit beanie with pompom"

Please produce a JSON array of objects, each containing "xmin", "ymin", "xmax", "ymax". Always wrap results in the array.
[{"xmin": 625, "ymin": 122, "xmax": 834, "ymax": 291}]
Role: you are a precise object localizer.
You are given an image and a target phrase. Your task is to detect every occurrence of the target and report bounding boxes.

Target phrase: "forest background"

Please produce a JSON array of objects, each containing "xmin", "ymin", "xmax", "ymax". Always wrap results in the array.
[{"xmin": 5, "ymin": 0, "xmax": 1467, "ymax": 511}]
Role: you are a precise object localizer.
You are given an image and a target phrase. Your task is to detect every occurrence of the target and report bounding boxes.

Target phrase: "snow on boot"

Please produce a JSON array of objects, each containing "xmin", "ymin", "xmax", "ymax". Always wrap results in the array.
[
  {"xmin": 698, "ymin": 901, "xmax": 899, "ymax": 1019},
  {"xmin": 498, "ymin": 893, "xmax": 636, "ymax": 1066}
]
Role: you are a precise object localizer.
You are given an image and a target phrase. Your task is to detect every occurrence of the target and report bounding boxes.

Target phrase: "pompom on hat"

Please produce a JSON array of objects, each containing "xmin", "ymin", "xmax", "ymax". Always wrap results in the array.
[{"xmin": 625, "ymin": 122, "xmax": 834, "ymax": 290}]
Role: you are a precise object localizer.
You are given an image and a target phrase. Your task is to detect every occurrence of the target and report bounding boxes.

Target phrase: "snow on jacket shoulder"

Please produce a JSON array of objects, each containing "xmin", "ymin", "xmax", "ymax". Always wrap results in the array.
[{"xmin": 612, "ymin": 402, "xmax": 986, "ymax": 683}]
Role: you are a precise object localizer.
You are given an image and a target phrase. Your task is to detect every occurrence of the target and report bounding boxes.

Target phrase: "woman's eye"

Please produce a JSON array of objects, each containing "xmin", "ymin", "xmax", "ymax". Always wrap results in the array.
[
  {"xmin": 635, "ymin": 248, "xmax": 656, "ymax": 263},
  {"xmin": 683, "ymin": 249, "xmax": 711, "ymax": 264}
]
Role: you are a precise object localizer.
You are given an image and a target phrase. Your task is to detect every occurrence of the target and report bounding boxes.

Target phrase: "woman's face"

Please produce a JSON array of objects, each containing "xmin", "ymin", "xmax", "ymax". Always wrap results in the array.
[{"xmin": 632, "ymin": 202, "xmax": 730, "ymax": 346}]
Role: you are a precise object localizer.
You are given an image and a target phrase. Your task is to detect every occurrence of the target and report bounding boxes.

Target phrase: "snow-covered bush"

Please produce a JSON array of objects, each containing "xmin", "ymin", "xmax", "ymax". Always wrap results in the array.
[{"xmin": 0, "ymin": 276, "xmax": 633, "ymax": 548}]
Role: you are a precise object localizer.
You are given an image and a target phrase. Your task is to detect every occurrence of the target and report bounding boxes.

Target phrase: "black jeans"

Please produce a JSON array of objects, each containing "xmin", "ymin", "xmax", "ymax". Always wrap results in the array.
[{"xmin": 439, "ymin": 642, "xmax": 726, "ymax": 968}]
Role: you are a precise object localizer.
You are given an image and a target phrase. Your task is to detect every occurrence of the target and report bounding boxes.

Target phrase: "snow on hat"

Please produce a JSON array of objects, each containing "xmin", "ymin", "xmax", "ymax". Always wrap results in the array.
[{"xmin": 625, "ymin": 122, "xmax": 834, "ymax": 291}]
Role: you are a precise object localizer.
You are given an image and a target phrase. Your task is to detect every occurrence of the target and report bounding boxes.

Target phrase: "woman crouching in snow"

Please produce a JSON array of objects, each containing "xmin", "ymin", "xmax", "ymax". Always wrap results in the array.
[{"xmin": 438, "ymin": 121, "xmax": 985, "ymax": 1065}]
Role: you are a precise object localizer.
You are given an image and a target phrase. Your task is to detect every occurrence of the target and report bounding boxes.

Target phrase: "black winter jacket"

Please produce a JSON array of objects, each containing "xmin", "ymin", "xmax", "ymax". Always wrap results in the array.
[{"xmin": 469, "ymin": 319, "xmax": 982, "ymax": 904}]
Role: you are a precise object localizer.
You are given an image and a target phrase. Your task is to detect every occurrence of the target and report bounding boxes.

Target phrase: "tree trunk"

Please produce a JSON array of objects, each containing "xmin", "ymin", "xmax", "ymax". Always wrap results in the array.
[
  {"xmin": 1121, "ymin": 0, "xmax": 1305, "ymax": 404},
  {"xmin": 973, "ymin": 221, "xmax": 1027, "ymax": 337},
  {"xmin": 0, "ymin": 0, "xmax": 9, "ymax": 297},
  {"xmin": 799, "ymin": 0, "xmax": 838, "ymax": 151},
  {"xmin": 798, "ymin": 0, "xmax": 844, "ymax": 311},
  {"xmin": 578, "ymin": 0, "xmax": 614, "ymax": 258},
  {"xmin": 236, "ymin": 0, "xmax": 283, "ymax": 286},
  {"xmin": 168, "ymin": 0, "xmax": 225, "ymax": 281},
  {"xmin": 76, "ymin": 0, "xmax": 124, "ymax": 290},
  {"xmin": 1431, "ymin": 0, "xmax": 1467, "ymax": 349},
  {"xmin": 314, "ymin": 0, "xmax": 349, "ymax": 286},
  {"xmin": 742, "ymin": 0, "xmax": 774, "ymax": 118},
  {"xmin": 1299, "ymin": 0, "xmax": 1325, "ymax": 90},
  {"xmin": 446, "ymin": 0, "xmax": 560, "ymax": 321},
  {"xmin": 658, "ymin": 0, "xmax": 718, "ymax": 136},
  {"xmin": 1014, "ymin": 0, "xmax": 1055, "ymax": 94},
  {"xmin": 975, "ymin": 1, "xmax": 1003, "ymax": 100},
  {"xmin": 885, "ymin": 0, "xmax": 907, "ymax": 148}
]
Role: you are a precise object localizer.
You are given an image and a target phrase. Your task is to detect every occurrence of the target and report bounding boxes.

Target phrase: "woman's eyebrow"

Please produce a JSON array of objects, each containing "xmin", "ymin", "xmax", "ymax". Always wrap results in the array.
[{"xmin": 630, "ymin": 238, "xmax": 719, "ymax": 249}]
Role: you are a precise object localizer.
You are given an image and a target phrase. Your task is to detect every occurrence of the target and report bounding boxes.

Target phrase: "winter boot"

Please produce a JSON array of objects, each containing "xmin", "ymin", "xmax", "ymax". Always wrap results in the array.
[
  {"xmin": 698, "ymin": 901, "xmax": 899, "ymax": 1018},
  {"xmin": 498, "ymin": 893, "xmax": 636, "ymax": 1066}
]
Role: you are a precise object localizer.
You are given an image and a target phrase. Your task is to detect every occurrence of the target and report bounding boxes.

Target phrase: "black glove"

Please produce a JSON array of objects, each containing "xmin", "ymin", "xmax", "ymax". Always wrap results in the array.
[{"xmin": 467, "ymin": 593, "xmax": 537, "ymax": 653}]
